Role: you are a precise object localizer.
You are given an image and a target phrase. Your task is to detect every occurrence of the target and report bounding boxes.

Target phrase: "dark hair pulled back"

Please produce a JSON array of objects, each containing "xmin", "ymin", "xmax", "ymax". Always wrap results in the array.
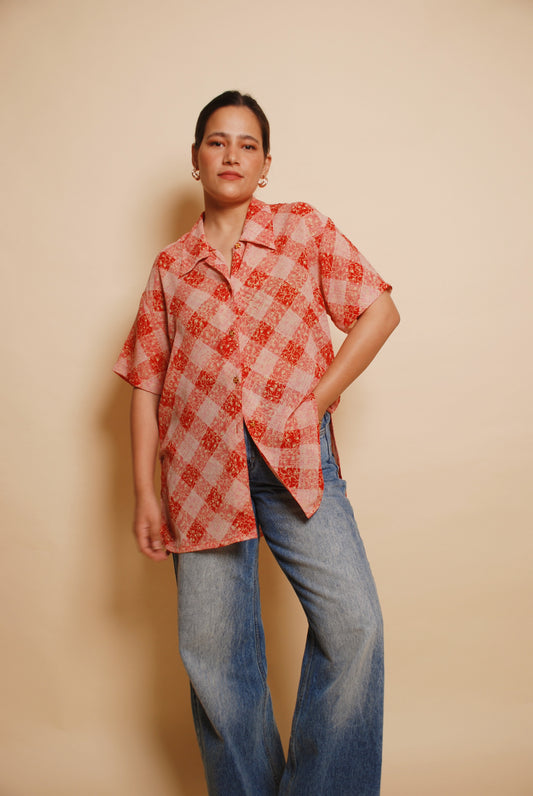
[{"xmin": 194, "ymin": 90, "xmax": 270, "ymax": 155}]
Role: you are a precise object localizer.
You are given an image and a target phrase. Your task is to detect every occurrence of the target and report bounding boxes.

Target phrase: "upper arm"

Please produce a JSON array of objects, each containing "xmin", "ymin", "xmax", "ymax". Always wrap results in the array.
[{"xmin": 316, "ymin": 216, "xmax": 393, "ymax": 332}]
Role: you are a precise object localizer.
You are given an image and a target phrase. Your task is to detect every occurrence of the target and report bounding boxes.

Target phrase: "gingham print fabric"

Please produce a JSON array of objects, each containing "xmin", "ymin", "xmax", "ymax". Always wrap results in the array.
[{"xmin": 114, "ymin": 199, "xmax": 391, "ymax": 552}]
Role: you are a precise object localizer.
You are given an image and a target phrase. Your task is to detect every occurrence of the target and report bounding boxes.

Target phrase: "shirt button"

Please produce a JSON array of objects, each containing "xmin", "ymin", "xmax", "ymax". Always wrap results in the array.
[
  {"xmin": 233, "ymin": 376, "xmax": 240, "ymax": 384},
  {"xmin": 234, "ymin": 242, "xmax": 241, "ymax": 249},
  {"xmin": 228, "ymin": 330, "xmax": 235, "ymax": 337}
]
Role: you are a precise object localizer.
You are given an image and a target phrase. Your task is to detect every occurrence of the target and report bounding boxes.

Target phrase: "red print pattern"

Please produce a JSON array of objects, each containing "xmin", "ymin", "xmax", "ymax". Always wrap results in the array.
[{"xmin": 114, "ymin": 199, "xmax": 391, "ymax": 552}]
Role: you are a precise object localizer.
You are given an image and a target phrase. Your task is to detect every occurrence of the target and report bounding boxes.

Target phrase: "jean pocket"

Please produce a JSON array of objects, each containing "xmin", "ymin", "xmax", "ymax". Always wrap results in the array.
[
  {"xmin": 320, "ymin": 413, "xmax": 339, "ymax": 477},
  {"xmin": 319, "ymin": 410, "xmax": 331, "ymax": 438}
]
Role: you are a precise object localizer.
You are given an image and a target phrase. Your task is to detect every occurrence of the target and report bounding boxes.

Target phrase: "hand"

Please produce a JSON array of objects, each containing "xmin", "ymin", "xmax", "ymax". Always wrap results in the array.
[{"xmin": 133, "ymin": 492, "xmax": 168, "ymax": 561}]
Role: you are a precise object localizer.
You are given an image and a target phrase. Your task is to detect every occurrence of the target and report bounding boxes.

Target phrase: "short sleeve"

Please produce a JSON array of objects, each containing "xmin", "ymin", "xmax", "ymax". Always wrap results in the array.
[
  {"xmin": 113, "ymin": 262, "xmax": 170, "ymax": 395},
  {"xmin": 318, "ymin": 216, "xmax": 391, "ymax": 333}
]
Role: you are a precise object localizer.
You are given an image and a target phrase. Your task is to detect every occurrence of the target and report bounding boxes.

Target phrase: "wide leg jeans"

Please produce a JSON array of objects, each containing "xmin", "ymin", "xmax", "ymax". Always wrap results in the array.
[{"xmin": 173, "ymin": 413, "xmax": 384, "ymax": 795}]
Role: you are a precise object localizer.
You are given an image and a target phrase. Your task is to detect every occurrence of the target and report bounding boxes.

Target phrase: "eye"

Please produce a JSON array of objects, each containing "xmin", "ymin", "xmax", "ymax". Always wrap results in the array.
[
  {"xmin": 207, "ymin": 140, "xmax": 224, "ymax": 147},
  {"xmin": 243, "ymin": 144, "xmax": 257, "ymax": 151}
]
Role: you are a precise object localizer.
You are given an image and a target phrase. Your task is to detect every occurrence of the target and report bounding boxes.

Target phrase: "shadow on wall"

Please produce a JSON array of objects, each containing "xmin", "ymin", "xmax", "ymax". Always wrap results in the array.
[
  {"xmin": 101, "ymin": 377, "xmax": 206, "ymax": 795},
  {"xmin": 100, "ymin": 190, "xmax": 207, "ymax": 795},
  {"xmin": 99, "ymin": 189, "xmax": 307, "ymax": 794}
]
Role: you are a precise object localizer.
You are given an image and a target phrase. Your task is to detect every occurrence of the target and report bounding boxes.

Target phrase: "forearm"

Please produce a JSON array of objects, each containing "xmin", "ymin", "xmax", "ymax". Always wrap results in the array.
[
  {"xmin": 314, "ymin": 291, "xmax": 400, "ymax": 418},
  {"xmin": 130, "ymin": 387, "xmax": 160, "ymax": 498},
  {"xmin": 129, "ymin": 387, "xmax": 167, "ymax": 560}
]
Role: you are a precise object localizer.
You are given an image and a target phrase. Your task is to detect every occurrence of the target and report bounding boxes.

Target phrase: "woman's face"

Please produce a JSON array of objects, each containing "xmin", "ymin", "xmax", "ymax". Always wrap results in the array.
[{"xmin": 192, "ymin": 105, "xmax": 271, "ymax": 209}]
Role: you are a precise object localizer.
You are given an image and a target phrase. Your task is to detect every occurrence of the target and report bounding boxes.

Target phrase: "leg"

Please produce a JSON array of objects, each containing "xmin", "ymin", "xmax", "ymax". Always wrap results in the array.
[
  {"xmin": 245, "ymin": 414, "xmax": 384, "ymax": 796},
  {"xmin": 173, "ymin": 540, "xmax": 285, "ymax": 796}
]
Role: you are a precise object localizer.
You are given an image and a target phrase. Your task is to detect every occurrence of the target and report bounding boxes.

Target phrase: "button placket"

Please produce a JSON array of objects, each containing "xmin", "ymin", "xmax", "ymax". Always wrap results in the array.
[
  {"xmin": 231, "ymin": 242, "xmax": 244, "ymax": 275},
  {"xmin": 229, "ymin": 255, "xmax": 244, "ymax": 397}
]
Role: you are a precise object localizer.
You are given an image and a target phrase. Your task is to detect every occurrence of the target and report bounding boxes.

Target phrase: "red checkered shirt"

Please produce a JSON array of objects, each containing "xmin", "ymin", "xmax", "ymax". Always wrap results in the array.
[{"xmin": 114, "ymin": 199, "xmax": 391, "ymax": 552}]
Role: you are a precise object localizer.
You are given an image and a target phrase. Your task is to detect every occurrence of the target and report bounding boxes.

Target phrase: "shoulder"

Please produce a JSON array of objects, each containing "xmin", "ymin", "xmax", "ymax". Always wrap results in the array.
[
  {"xmin": 266, "ymin": 201, "xmax": 329, "ymax": 237},
  {"xmin": 153, "ymin": 236, "xmax": 185, "ymax": 270},
  {"xmin": 268, "ymin": 200, "xmax": 322, "ymax": 218},
  {"xmin": 152, "ymin": 217, "xmax": 205, "ymax": 273}
]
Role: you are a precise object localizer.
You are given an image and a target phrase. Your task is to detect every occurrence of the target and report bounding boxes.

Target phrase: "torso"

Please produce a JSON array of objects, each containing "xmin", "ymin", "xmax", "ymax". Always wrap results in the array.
[{"xmin": 114, "ymin": 199, "xmax": 390, "ymax": 553}]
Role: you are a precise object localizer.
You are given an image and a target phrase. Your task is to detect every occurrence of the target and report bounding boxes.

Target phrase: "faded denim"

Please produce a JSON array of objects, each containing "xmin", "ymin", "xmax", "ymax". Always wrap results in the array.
[{"xmin": 173, "ymin": 413, "xmax": 384, "ymax": 795}]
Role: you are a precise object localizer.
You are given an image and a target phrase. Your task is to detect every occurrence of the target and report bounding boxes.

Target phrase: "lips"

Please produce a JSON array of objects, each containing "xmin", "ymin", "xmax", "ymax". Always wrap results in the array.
[{"xmin": 218, "ymin": 171, "xmax": 243, "ymax": 180}]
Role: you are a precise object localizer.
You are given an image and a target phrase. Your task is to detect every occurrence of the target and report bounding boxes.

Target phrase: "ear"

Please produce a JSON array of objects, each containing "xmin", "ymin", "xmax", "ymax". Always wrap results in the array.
[
  {"xmin": 262, "ymin": 153, "xmax": 272, "ymax": 179},
  {"xmin": 191, "ymin": 144, "xmax": 198, "ymax": 169}
]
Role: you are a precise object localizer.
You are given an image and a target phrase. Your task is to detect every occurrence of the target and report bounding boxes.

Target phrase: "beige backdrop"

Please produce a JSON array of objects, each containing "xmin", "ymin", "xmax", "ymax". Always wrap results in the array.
[{"xmin": 1, "ymin": 0, "xmax": 532, "ymax": 794}]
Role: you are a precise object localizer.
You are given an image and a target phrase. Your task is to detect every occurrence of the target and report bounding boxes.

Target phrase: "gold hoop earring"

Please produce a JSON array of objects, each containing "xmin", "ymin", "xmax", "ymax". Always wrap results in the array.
[
  {"xmin": 258, "ymin": 177, "xmax": 268, "ymax": 188},
  {"xmin": 192, "ymin": 168, "xmax": 201, "ymax": 181}
]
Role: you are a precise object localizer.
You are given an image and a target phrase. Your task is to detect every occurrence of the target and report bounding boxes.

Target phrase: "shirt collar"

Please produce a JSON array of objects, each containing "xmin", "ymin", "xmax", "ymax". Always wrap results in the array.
[
  {"xmin": 240, "ymin": 198, "xmax": 276, "ymax": 250},
  {"xmin": 172, "ymin": 197, "xmax": 276, "ymax": 278},
  {"xmin": 169, "ymin": 215, "xmax": 214, "ymax": 277}
]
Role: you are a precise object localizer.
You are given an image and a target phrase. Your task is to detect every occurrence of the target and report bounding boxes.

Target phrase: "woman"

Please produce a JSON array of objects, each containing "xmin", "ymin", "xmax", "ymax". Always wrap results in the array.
[{"xmin": 114, "ymin": 90, "xmax": 400, "ymax": 795}]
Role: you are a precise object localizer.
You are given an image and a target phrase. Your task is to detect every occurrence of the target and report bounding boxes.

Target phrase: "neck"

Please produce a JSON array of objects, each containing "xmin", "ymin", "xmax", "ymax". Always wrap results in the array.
[{"xmin": 202, "ymin": 196, "xmax": 253, "ymax": 246}]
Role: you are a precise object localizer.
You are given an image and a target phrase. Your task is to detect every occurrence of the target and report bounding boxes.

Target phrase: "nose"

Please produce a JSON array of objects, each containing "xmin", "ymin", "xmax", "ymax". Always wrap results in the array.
[{"xmin": 223, "ymin": 145, "xmax": 239, "ymax": 165}]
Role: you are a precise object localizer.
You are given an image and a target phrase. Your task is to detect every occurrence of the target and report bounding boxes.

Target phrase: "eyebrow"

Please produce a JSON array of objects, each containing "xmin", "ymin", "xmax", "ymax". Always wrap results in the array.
[{"xmin": 206, "ymin": 132, "xmax": 260, "ymax": 144}]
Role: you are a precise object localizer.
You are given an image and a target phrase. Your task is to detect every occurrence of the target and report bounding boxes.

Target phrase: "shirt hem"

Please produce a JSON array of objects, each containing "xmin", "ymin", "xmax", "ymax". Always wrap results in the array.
[{"xmin": 165, "ymin": 528, "xmax": 259, "ymax": 554}]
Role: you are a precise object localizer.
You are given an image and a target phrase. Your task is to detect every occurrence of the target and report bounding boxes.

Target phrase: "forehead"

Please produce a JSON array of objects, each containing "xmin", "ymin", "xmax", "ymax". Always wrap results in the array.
[{"xmin": 204, "ymin": 105, "xmax": 262, "ymax": 139}]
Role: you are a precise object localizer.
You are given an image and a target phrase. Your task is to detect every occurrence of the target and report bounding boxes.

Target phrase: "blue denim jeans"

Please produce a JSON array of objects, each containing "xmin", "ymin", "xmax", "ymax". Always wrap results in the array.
[{"xmin": 173, "ymin": 413, "xmax": 384, "ymax": 795}]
